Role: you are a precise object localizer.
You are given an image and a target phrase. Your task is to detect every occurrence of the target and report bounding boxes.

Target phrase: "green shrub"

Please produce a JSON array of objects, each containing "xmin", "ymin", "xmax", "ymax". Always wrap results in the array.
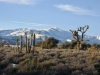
[
  {"xmin": 86, "ymin": 44, "xmax": 91, "ymax": 48},
  {"xmin": 91, "ymin": 43, "xmax": 98, "ymax": 49},
  {"xmin": 59, "ymin": 42, "xmax": 70, "ymax": 49},
  {"xmin": 41, "ymin": 37, "xmax": 59, "ymax": 49},
  {"xmin": 69, "ymin": 40, "xmax": 77, "ymax": 49},
  {"xmin": 35, "ymin": 42, "xmax": 42, "ymax": 47}
]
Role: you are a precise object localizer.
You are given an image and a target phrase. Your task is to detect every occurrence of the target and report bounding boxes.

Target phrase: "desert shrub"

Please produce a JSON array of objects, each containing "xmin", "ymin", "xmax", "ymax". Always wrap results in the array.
[
  {"xmin": 14, "ymin": 53, "xmax": 24, "ymax": 57},
  {"xmin": 69, "ymin": 40, "xmax": 91, "ymax": 50},
  {"xmin": 91, "ymin": 54, "xmax": 95, "ymax": 60},
  {"xmin": 41, "ymin": 60, "xmax": 53, "ymax": 71},
  {"xmin": 0, "ymin": 59, "xmax": 9, "ymax": 69},
  {"xmin": 41, "ymin": 37, "xmax": 59, "ymax": 49},
  {"xmin": 59, "ymin": 42, "xmax": 70, "ymax": 49},
  {"xmin": 12, "ymin": 56, "xmax": 25, "ymax": 64},
  {"xmin": 18, "ymin": 58, "xmax": 53, "ymax": 73},
  {"xmin": 69, "ymin": 40, "xmax": 77, "ymax": 49},
  {"xmin": 91, "ymin": 43, "xmax": 98, "ymax": 49},
  {"xmin": 97, "ymin": 44, "xmax": 100, "ymax": 49},
  {"xmin": 35, "ymin": 42, "xmax": 42, "ymax": 47},
  {"xmin": 0, "ymin": 53, "xmax": 5, "ymax": 61},
  {"xmin": 2, "ymin": 53, "xmax": 25, "ymax": 64},
  {"xmin": 94, "ymin": 63, "xmax": 100, "ymax": 74},
  {"xmin": 19, "ymin": 58, "xmax": 41, "ymax": 72},
  {"xmin": 52, "ymin": 65, "xmax": 72, "ymax": 75},
  {"xmin": 81, "ymin": 43, "xmax": 88, "ymax": 50},
  {"xmin": 0, "ymin": 54, "xmax": 15, "ymax": 70},
  {"xmin": 4, "ymin": 65, "xmax": 18, "ymax": 74},
  {"xmin": 86, "ymin": 44, "xmax": 91, "ymax": 48}
]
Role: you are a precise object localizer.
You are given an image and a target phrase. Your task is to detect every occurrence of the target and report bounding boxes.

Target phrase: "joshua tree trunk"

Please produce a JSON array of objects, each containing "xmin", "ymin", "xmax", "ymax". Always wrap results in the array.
[
  {"xmin": 30, "ymin": 33, "xmax": 33, "ymax": 52},
  {"xmin": 24, "ymin": 32, "xmax": 27, "ymax": 54},
  {"xmin": 30, "ymin": 33, "xmax": 33, "ymax": 46},
  {"xmin": 33, "ymin": 34, "xmax": 35, "ymax": 46},
  {"xmin": 82, "ymin": 33, "xmax": 84, "ymax": 40},
  {"xmin": 16, "ymin": 38, "xmax": 19, "ymax": 52},
  {"xmin": 20, "ymin": 35, "xmax": 22, "ymax": 53},
  {"xmin": 32, "ymin": 34, "xmax": 35, "ymax": 54},
  {"xmin": 27, "ymin": 38, "xmax": 30, "ymax": 53}
]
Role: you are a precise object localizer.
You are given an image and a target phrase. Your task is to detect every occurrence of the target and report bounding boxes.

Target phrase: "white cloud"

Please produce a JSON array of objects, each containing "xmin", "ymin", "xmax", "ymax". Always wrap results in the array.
[
  {"xmin": 55, "ymin": 4, "xmax": 99, "ymax": 16},
  {"xmin": 10, "ymin": 21, "xmax": 50, "ymax": 27},
  {"xmin": 0, "ymin": 0, "xmax": 39, "ymax": 5}
]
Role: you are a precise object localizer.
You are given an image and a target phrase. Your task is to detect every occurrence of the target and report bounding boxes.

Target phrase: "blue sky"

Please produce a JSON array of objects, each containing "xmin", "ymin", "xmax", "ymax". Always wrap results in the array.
[{"xmin": 0, "ymin": 0, "xmax": 100, "ymax": 36}]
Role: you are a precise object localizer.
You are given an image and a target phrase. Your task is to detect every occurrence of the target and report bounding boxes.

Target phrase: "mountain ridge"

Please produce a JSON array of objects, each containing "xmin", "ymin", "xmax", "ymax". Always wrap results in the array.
[{"xmin": 0, "ymin": 27, "xmax": 100, "ymax": 45}]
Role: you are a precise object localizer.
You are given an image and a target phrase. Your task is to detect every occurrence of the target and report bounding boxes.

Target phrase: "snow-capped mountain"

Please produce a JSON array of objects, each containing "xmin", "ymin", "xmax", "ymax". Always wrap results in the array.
[{"xmin": 0, "ymin": 27, "xmax": 100, "ymax": 45}]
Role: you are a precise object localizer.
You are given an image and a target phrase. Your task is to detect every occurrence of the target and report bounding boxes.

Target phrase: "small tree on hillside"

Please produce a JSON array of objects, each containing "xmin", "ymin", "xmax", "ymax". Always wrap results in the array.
[{"xmin": 41, "ymin": 37, "xmax": 59, "ymax": 49}]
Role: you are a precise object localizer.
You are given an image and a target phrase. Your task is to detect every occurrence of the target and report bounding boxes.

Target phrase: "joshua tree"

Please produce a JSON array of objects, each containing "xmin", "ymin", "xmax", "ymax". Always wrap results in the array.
[
  {"xmin": 70, "ymin": 25, "xmax": 89, "ymax": 50},
  {"xmin": 77, "ymin": 25, "xmax": 89, "ymax": 40},
  {"xmin": 70, "ymin": 30, "xmax": 80, "ymax": 41},
  {"xmin": 24, "ymin": 32, "xmax": 27, "ymax": 53},
  {"xmin": 16, "ymin": 38, "xmax": 19, "ymax": 52},
  {"xmin": 20, "ymin": 35, "xmax": 22, "ymax": 53},
  {"xmin": 70, "ymin": 30, "xmax": 81, "ymax": 50}
]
